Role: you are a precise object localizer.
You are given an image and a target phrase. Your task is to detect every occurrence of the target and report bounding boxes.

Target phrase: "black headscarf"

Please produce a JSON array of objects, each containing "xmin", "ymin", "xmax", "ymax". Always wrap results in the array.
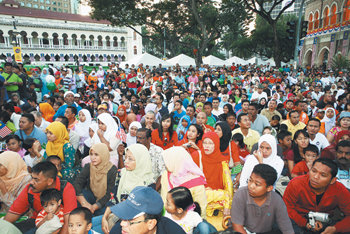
[{"xmin": 215, "ymin": 121, "xmax": 232, "ymax": 152}]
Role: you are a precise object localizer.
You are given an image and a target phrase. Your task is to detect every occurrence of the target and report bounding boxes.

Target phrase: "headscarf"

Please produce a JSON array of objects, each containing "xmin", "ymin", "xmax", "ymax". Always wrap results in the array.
[
  {"xmin": 116, "ymin": 144, "xmax": 154, "ymax": 201},
  {"xmin": 321, "ymin": 107, "xmax": 336, "ymax": 135},
  {"xmin": 75, "ymin": 109, "xmax": 92, "ymax": 140},
  {"xmin": 176, "ymin": 115, "xmax": 191, "ymax": 141},
  {"xmin": 258, "ymin": 134, "xmax": 277, "ymax": 158},
  {"xmin": 201, "ymin": 132, "xmax": 226, "ymax": 190},
  {"xmin": 92, "ymin": 113, "xmax": 118, "ymax": 144},
  {"xmin": 196, "ymin": 102, "xmax": 204, "ymax": 113},
  {"xmin": 46, "ymin": 122, "xmax": 70, "ymax": 161},
  {"xmin": 116, "ymin": 105, "xmax": 127, "ymax": 123},
  {"xmin": 39, "ymin": 103, "xmax": 55, "ymax": 122},
  {"xmin": 126, "ymin": 121, "xmax": 142, "ymax": 146},
  {"xmin": 0, "ymin": 151, "xmax": 30, "ymax": 194},
  {"xmin": 84, "ymin": 123, "xmax": 98, "ymax": 148},
  {"xmin": 89, "ymin": 143, "xmax": 113, "ymax": 200},
  {"xmin": 215, "ymin": 121, "xmax": 232, "ymax": 152},
  {"xmin": 163, "ymin": 147, "xmax": 206, "ymax": 188}
]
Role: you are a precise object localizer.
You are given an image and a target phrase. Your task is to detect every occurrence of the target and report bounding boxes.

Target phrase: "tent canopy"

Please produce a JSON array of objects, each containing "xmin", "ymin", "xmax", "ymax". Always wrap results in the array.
[
  {"xmin": 225, "ymin": 56, "xmax": 248, "ymax": 65},
  {"xmin": 167, "ymin": 54, "xmax": 196, "ymax": 67},
  {"xmin": 121, "ymin": 53, "xmax": 171, "ymax": 68},
  {"xmin": 202, "ymin": 55, "xmax": 226, "ymax": 66}
]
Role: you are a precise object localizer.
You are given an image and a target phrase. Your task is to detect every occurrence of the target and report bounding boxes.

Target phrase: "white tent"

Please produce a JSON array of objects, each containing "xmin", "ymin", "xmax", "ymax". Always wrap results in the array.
[
  {"xmin": 121, "ymin": 53, "xmax": 171, "ymax": 68},
  {"xmin": 167, "ymin": 54, "xmax": 196, "ymax": 67},
  {"xmin": 257, "ymin": 58, "xmax": 276, "ymax": 66},
  {"xmin": 203, "ymin": 55, "xmax": 226, "ymax": 66},
  {"xmin": 225, "ymin": 56, "xmax": 248, "ymax": 65},
  {"xmin": 245, "ymin": 57, "xmax": 257, "ymax": 64}
]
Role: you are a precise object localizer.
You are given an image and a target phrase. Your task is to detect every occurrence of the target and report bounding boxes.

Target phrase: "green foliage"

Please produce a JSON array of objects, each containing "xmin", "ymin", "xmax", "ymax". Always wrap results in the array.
[{"xmin": 331, "ymin": 54, "xmax": 350, "ymax": 71}]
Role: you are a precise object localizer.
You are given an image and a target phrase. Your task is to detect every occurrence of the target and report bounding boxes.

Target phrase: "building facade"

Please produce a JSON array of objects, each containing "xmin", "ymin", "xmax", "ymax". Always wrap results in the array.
[
  {"xmin": 0, "ymin": 0, "xmax": 78, "ymax": 14},
  {"xmin": 299, "ymin": 0, "xmax": 350, "ymax": 68},
  {"xmin": 0, "ymin": 1, "xmax": 143, "ymax": 64},
  {"xmin": 263, "ymin": 0, "xmax": 306, "ymax": 19}
]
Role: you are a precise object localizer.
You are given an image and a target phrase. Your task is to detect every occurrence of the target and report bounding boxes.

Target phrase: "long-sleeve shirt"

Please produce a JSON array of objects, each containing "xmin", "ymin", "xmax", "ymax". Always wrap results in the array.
[{"xmin": 283, "ymin": 174, "xmax": 350, "ymax": 233}]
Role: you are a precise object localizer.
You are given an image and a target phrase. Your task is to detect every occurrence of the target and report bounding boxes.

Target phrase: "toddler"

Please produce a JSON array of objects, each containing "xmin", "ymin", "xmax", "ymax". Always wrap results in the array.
[
  {"xmin": 68, "ymin": 207, "xmax": 97, "ymax": 234},
  {"xmin": 23, "ymin": 138, "xmax": 45, "ymax": 170},
  {"xmin": 291, "ymin": 144, "xmax": 319, "ymax": 178},
  {"xmin": 6, "ymin": 135, "xmax": 26, "ymax": 158}
]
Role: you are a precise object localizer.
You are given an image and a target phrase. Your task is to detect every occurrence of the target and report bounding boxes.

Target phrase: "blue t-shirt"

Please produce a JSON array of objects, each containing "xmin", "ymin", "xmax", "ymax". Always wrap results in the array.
[
  {"xmin": 15, "ymin": 126, "xmax": 48, "ymax": 145},
  {"xmin": 53, "ymin": 103, "xmax": 82, "ymax": 120},
  {"xmin": 172, "ymin": 110, "xmax": 186, "ymax": 127}
]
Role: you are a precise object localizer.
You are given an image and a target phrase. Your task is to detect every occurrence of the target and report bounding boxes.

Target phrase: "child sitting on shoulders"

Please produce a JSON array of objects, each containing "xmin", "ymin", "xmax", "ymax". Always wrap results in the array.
[
  {"xmin": 35, "ymin": 188, "xmax": 64, "ymax": 234},
  {"xmin": 291, "ymin": 144, "xmax": 319, "ymax": 178},
  {"xmin": 47, "ymin": 156, "xmax": 63, "ymax": 178},
  {"xmin": 68, "ymin": 207, "xmax": 98, "ymax": 234},
  {"xmin": 23, "ymin": 138, "xmax": 45, "ymax": 171}
]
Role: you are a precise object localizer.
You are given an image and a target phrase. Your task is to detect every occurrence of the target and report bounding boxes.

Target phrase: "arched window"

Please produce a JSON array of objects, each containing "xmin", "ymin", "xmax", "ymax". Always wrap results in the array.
[
  {"xmin": 323, "ymin": 7, "xmax": 330, "ymax": 27},
  {"xmin": 343, "ymin": 0, "xmax": 350, "ymax": 22},
  {"xmin": 330, "ymin": 4, "xmax": 337, "ymax": 25},
  {"xmin": 308, "ymin": 13, "xmax": 313, "ymax": 31},
  {"xmin": 314, "ymin": 11, "xmax": 319, "ymax": 29},
  {"xmin": 134, "ymin": 46, "xmax": 137, "ymax": 55}
]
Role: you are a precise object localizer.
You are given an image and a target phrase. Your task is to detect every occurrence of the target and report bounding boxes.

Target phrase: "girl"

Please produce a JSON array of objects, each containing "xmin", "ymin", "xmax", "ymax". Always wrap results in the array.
[
  {"xmin": 126, "ymin": 121, "xmax": 142, "ymax": 146},
  {"xmin": 321, "ymin": 107, "xmax": 336, "ymax": 135},
  {"xmin": 115, "ymin": 105, "xmax": 127, "ymax": 126},
  {"xmin": 219, "ymin": 104, "xmax": 234, "ymax": 121},
  {"xmin": 165, "ymin": 187, "xmax": 203, "ymax": 234},
  {"xmin": 177, "ymin": 124, "xmax": 203, "ymax": 155},
  {"xmin": 75, "ymin": 109, "xmax": 93, "ymax": 154},
  {"xmin": 232, "ymin": 133, "xmax": 250, "ymax": 162},
  {"xmin": 327, "ymin": 112, "xmax": 350, "ymax": 144},
  {"xmin": 176, "ymin": 115, "xmax": 191, "ymax": 141},
  {"xmin": 22, "ymin": 138, "xmax": 45, "ymax": 170},
  {"xmin": 151, "ymin": 114, "xmax": 178, "ymax": 149},
  {"xmin": 6, "ymin": 135, "xmax": 26, "ymax": 158}
]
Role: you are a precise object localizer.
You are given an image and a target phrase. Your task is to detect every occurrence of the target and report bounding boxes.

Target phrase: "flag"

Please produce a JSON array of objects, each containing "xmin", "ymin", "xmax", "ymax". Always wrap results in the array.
[{"xmin": 0, "ymin": 121, "xmax": 12, "ymax": 138}]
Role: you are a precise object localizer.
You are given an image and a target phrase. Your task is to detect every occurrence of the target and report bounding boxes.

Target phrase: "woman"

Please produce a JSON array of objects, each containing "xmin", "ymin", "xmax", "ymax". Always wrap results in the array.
[
  {"xmin": 0, "ymin": 151, "xmax": 32, "ymax": 212},
  {"xmin": 75, "ymin": 109, "xmax": 93, "ymax": 152},
  {"xmin": 126, "ymin": 121, "xmax": 142, "ymax": 146},
  {"xmin": 160, "ymin": 147, "xmax": 207, "ymax": 219},
  {"xmin": 74, "ymin": 143, "xmax": 117, "ymax": 216},
  {"xmin": 151, "ymin": 114, "xmax": 178, "ymax": 149},
  {"xmin": 115, "ymin": 105, "xmax": 127, "ymax": 125},
  {"xmin": 233, "ymin": 89, "xmax": 241, "ymax": 104},
  {"xmin": 285, "ymin": 129, "xmax": 310, "ymax": 175},
  {"xmin": 322, "ymin": 130, "xmax": 350, "ymax": 160},
  {"xmin": 176, "ymin": 124, "xmax": 204, "ymax": 155},
  {"xmin": 327, "ymin": 112, "xmax": 350, "ymax": 144},
  {"xmin": 39, "ymin": 103, "xmax": 55, "ymax": 122},
  {"xmin": 321, "ymin": 107, "xmax": 336, "ymax": 135},
  {"xmin": 200, "ymin": 132, "xmax": 233, "ymax": 217},
  {"xmin": 219, "ymin": 104, "xmax": 234, "ymax": 121},
  {"xmin": 258, "ymin": 97, "xmax": 267, "ymax": 112},
  {"xmin": 40, "ymin": 68, "xmax": 50, "ymax": 97},
  {"xmin": 45, "ymin": 121, "xmax": 77, "ymax": 182}
]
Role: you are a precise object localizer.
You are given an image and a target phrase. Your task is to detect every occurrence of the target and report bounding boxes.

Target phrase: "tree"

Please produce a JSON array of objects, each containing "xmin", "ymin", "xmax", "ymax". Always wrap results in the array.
[
  {"xmin": 88, "ymin": 0, "xmax": 248, "ymax": 65},
  {"xmin": 332, "ymin": 54, "xmax": 350, "ymax": 71},
  {"xmin": 239, "ymin": 0, "xmax": 296, "ymax": 67}
]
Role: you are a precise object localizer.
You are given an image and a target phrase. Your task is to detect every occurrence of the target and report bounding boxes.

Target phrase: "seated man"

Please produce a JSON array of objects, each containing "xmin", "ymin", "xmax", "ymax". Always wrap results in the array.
[
  {"xmin": 15, "ymin": 113, "xmax": 47, "ymax": 145},
  {"xmin": 283, "ymin": 158, "xmax": 350, "ymax": 234},
  {"xmin": 231, "ymin": 164, "xmax": 294, "ymax": 234},
  {"xmin": 4, "ymin": 161, "xmax": 77, "ymax": 234},
  {"xmin": 335, "ymin": 140, "xmax": 350, "ymax": 189}
]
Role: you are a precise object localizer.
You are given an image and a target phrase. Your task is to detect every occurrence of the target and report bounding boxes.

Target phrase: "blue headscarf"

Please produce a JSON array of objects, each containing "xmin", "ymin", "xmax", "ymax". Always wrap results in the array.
[
  {"xmin": 40, "ymin": 68, "xmax": 49, "ymax": 96},
  {"xmin": 176, "ymin": 115, "xmax": 191, "ymax": 141}
]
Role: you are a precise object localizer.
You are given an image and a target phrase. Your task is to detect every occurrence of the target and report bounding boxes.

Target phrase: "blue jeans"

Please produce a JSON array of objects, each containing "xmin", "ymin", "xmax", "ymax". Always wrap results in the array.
[
  {"xmin": 193, "ymin": 220, "xmax": 217, "ymax": 234},
  {"xmin": 91, "ymin": 215, "xmax": 103, "ymax": 233},
  {"xmin": 81, "ymin": 189, "xmax": 109, "ymax": 216}
]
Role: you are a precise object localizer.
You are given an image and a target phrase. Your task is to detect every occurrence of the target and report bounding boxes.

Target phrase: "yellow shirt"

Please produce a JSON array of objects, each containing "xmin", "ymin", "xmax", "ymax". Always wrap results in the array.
[
  {"xmin": 281, "ymin": 120, "xmax": 306, "ymax": 138},
  {"xmin": 232, "ymin": 128, "xmax": 260, "ymax": 151}
]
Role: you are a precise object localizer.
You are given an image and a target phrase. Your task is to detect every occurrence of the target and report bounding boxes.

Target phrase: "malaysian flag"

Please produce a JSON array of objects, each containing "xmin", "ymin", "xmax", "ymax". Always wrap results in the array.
[{"xmin": 0, "ymin": 121, "xmax": 13, "ymax": 138}]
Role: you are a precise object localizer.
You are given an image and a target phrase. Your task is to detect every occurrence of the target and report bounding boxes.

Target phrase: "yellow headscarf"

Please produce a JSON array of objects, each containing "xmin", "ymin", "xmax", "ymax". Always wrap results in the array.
[{"xmin": 45, "ymin": 122, "xmax": 70, "ymax": 161}]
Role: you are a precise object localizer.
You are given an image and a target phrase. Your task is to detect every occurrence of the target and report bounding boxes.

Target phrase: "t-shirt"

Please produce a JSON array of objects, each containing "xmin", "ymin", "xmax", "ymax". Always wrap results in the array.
[
  {"xmin": 2, "ymin": 72, "xmax": 22, "ymax": 92},
  {"xmin": 291, "ymin": 161, "xmax": 309, "ymax": 176},
  {"xmin": 337, "ymin": 169, "xmax": 350, "ymax": 189},
  {"xmin": 15, "ymin": 126, "xmax": 48, "ymax": 145},
  {"xmin": 23, "ymin": 149, "xmax": 45, "ymax": 168},
  {"xmin": 310, "ymin": 133, "xmax": 330, "ymax": 152},
  {"xmin": 35, "ymin": 206, "xmax": 64, "ymax": 226},
  {"xmin": 164, "ymin": 211, "xmax": 202, "ymax": 234}
]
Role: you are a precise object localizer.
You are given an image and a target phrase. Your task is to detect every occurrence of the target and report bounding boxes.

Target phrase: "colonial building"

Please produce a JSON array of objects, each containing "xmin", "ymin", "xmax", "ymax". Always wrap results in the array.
[
  {"xmin": 0, "ymin": 0, "xmax": 143, "ymax": 64},
  {"xmin": 299, "ymin": 0, "xmax": 350, "ymax": 68},
  {"xmin": 0, "ymin": 0, "xmax": 79, "ymax": 14}
]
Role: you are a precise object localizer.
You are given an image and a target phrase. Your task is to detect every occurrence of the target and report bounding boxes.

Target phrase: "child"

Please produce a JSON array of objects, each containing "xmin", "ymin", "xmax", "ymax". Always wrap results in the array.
[
  {"xmin": 232, "ymin": 133, "xmax": 250, "ymax": 162},
  {"xmin": 291, "ymin": 144, "xmax": 319, "ymax": 178},
  {"xmin": 164, "ymin": 187, "xmax": 203, "ymax": 234},
  {"xmin": 47, "ymin": 156, "xmax": 63, "ymax": 178},
  {"xmin": 68, "ymin": 207, "xmax": 97, "ymax": 234},
  {"xmin": 35, "ymin": 189, "xmax": 64, "ymax": 234},
  {"xmin": 6, "ymin": 135, "xmax": 26, "ymax": 158},
  {"xmin": 270, "ymin": 115, "xmax": 281, "ymax": 132},
  {"xmin": 231, "ymin": 164, "xmax": 294, "ymax": 233},
  {"xmin": 22, "ymin": 138, "xmax": 45, "ymax": 170},
  {"xmin": 176, "ymin": 116, "xmax": 191, "ymax": 141}
]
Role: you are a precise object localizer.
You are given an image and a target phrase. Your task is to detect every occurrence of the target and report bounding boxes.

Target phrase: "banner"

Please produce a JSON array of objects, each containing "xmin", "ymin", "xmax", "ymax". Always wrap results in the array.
[
  {"xmin": 311, "ymin": 37, "xmax": 318, "ymax": 67},
  {"xmin": 342, "ymin": 31, "xmax": 349, "ymax": 56},
  {"xmin": 299, "ymin": 40, "xmax": 304, "ymax": 66},
  {"xmin": 13, "ymin": 47, "xmax": 22, "ymax": 63},
  {"xmin": 327, "ymin": 34, "xmax": 336, "ymax": 69}
]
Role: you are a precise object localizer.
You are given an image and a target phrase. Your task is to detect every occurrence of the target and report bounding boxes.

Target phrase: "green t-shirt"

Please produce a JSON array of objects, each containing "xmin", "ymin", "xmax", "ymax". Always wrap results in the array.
[{"xmin": 2, "ymin": 72, "xmax": 22, "ymax": 91}]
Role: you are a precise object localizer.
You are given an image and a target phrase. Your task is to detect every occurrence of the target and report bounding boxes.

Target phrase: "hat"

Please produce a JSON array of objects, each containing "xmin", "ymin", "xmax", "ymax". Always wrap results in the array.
[
  {"xmin": 110, "ymin": 186, "xmax": 163, "ymax": 220},
  {"xmin": 97, "ymin": 104, "xmax": 108, "ymax": 110},
  {"xmin": 43, "ymin": 94, "xmax": 50, "ymax": 98},
  {"xmin": 74, "ymin": 94, "xmax": 80, "ymax": 98},
  {"xmin": 339, "ymin": 111, "xmax": 350, "ymax": 120},
  {"xmin": 64, "ymin": 91, "xmax": 74, "ymax": 98}
]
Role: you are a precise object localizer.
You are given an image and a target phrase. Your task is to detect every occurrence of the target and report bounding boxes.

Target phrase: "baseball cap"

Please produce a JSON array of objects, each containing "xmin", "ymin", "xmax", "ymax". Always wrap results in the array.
[{"xmin": 110, "ymin": 186, "xmax": 163, "ymax": 220}]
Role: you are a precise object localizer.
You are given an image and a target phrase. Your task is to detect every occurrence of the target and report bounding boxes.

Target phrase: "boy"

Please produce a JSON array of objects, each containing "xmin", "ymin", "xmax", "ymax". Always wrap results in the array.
[
  {"xmin": 22, "ymin": 138, "xmax": 45, "ymax": 170},
  {"xmin": 35, "ymin": 189, "xmax": 64, "ymax": 234},
  {"xmin": 291, "ymin": 144, "xmax": 319, "ymax": 178},
  {"xmin": 230, "ymin": 164, "xmax": 294, "ymax": 234},
  {"xmin": 277, "ymin": 130, "xmax": 292, "ymax": 159},
  {"xmin": 68, "ymin": 207, "xmax": 97, "ymax": 234},
  {"xmin": 47, "ymin": 155, "xmax": 63, "ymax": 178}
]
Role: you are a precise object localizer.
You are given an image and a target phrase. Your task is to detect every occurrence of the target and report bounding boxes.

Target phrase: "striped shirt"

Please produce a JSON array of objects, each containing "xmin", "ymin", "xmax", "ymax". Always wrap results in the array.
[{"xmin": 35, "ymin": 206, "xmax": 64, "ymax": 226}]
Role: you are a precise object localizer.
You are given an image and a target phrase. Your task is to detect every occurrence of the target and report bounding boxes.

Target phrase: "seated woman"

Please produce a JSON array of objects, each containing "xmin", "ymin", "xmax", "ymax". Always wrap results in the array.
[
  {"xmin": 0, "ymin": 151, "xmax": 32, "ymax": 212},
  {"xmin": 200, "ymin": 132, "xmax": 233, "ymax": 218},
  {"xmin": 39, "ymin": 102, "xmax": 55, "ymax": 122},
  {"xmin": 75, "ymin": 109, "xmax": 92, "ymax": 156},
  {"xmin": 322, "ymin": 130, "xmax": 350, "ymax": 160},
  {"xmin": 74, "ymin": 143, "xmax": 117, "ymax": 216},
  {"xmin": 327, "ymin": 111, "xmax": 350, "ymax": 144},
  {"xmin": 160, "ymin": 147, "xmax": 207, "ymax": 219},
  {"xmin": 176, "ymin": 124, "xmax": 204, "ymax": 155},
  {"xmin": 151, "ymin": 114, "xmax": 178, "ymax": 150},
  {"xmin": 45, "ymin": 121, "xmax": 78, "ymax": 183},
  {"xmin": 125, "ymin": 121, "xmax": 142, "ymax": 147}
]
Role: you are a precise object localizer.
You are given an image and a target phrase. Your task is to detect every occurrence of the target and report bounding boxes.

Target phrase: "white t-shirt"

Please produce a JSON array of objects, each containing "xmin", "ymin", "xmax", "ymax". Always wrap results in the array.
[
  {"xmin": 164, "ymin": 211, "xmax": 202, "ymax": 234},
  {"xmin": 250, "ymin": 92, "xmax": 268, "ymax": 102},
  {"xmin": 23, "ymin": 149, "xmax": 45, "ymax": 168},
  {"xmin": 310, "ymin": 133, "xmax": 330, "ymax": 152},
  {"xmin": 212, "ymin": 108, "xmax": 224, "ymax": 117}
]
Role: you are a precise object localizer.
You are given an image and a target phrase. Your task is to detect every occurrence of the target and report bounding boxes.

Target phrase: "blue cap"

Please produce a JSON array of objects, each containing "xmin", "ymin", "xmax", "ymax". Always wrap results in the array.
[
  {"xmin": 339, "ymin": 111, "xmax": 350, "ymax": 120},
  {"xmin": 110, "ymin": 186, "xmax": 163, "ymax": 220}
]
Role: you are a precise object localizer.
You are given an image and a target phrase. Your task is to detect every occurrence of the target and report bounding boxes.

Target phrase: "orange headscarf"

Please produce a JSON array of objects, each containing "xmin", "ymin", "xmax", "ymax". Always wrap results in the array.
[
  {"xmin": 116, "ymin": 105, "xmax": 127, "ymax": 123},
  {"xmin": 201, "ymin": 132, "xmax": 226, "ymax": 190},
  {"xmin": 45, "ymin": 122, "xmax": 70, "ymax": 161},
  {"xmin": 39, "ymin": 103, "xmax": 55, "ymax": 122}
]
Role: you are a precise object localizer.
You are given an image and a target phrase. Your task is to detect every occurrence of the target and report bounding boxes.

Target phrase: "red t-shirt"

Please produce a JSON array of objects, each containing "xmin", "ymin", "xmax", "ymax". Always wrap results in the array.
[
  {"xmin": 151, "ymin": 129, "xmax": 178, "ymax": 150},
  {"xmin": 9, "ymin": 177, "xmax": 77, "ymax": 219},
  {"xmin": 127, "ymin": 73, "xmax": 137, "ymax": 88},
  {"xmin": 291, "ymin": 160, "xmax": 309, "ymax": 176}
]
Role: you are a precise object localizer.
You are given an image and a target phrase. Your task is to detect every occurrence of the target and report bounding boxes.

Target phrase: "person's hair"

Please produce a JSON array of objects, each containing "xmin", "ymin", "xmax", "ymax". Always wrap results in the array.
[
  {"xmin": 40, "ymin": 188, "xmax": 62, "ymax": 206},
  {"xmin": 249, "ymin": 102, "xmax": 259, "ymax": 110},
  {"xmin": 144, "ymin": 213, "xmax": 162, "ymax": 223},
  {"xmin": 56, "ymin": 116, "xmax": 69, "ymax": 128},
  {"xmin": 204, "ymin": 101, "xmax": 212, "ymax": 108},
  {"xmin": 31, "ymin": 110, "xmax": 42, "ymax": 118},
  {"xmin": 159, "ymin": 114, "xmax": 174, "ymax": 141},
  {"xmin": 288, "ymin": 110, "xmax": 299, "ymax": 118},
  {"xmin": 308, "ymin": 117, "xmax": 321, "ymax": 127},
  {"xmin": 241, "ymin": 99, "xmax": 250, "ymax": 105},
  {"xmin": 21, "ymin": 113, "xmax": 35, "ymax": 123},
  {"xmin": 232, "ymin": 133, "xmax": 246, "ymax": 149},
  {"xmin": 156, "ymin": 92, "xmax": 164, "ymax": 101},
  {"xmin": 169, "ymin": 186, "xmax": 201, "ymax": 215},
  {"xmin": 32, "ymin": 161, "xmax": 57, "ymax": 180},
  {"xmin": 22, "ymin": 137, "xmax": 36, "ymax": 150},
  {"xmin": 186, "ymin": 105, "xmax": 195, "ymax": 113},
  {"xmin": 251, "ymin": 164, "xmax": 277, "ymax": 187},
  {"xmin": 286, "ymin": 99, "xmax": 294, "ymax": 105},
  {"xmin": 0, "ymin": 110, "xmax": 11, "ymax": 123},
  {"xmin": 137, "ymin": 128, "xmax": 152, "ymax": 139},
  {"xmin": 3, "ymin": 103, "xmax": 15, "ymax": 113},
  {"xmin": 312, "ymin": 158, "xmax": 338, "ymax": 178},
  {"xmin": 67, "ymin": 106, "xmax": 77, "ymax": 115},
  {"xmin": 226, "ymin": 112, "xmax": 236, "ymax": 119},
  {"xmin": 69, "ymin": 207, "xmax": 93, "ymax": 224},
  {"xmin": 303, "ymin": 144, "xmax": 319, "ymax": 155},
  {"xmin": 271, "ymin": 115, "xmax": 281, "ymax": 122},
  {"xmin": 188, "ymin": 124, "xmax": 203, "ymax": 144},
  {"xmin": 292, "ymin": 129, "xmax": 310, "ymax": 163},
  {"xmin": 212, "ymin": 97, "xmax": 220, "ymax": 102},
  {"xmin": 277, "ymin": 130, "xmax": 292, "ymax": 143},
  {"xmin": 47, "ymin": 155, "xmax": 62, "ymax": 165},
  {"xmin": 175, "ymin": 100, "xmax": 183, "ymax": 106},
  {"xmin": 237, "ymin": 113, "xmax": 248, "ymax": 123},
  {"xmin": 336, "ymin": 140, "xmax": 350, "ymax": 151},
  {"xmin": 5, "ymin": 134, "xmax": 21, "ymax": 144}
]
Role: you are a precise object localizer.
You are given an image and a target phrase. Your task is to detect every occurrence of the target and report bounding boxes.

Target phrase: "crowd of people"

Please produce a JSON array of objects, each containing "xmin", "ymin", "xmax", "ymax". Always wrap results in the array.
[{"xmin": 0, "ymin": 60, "xmax": 350, "ymax": 234}]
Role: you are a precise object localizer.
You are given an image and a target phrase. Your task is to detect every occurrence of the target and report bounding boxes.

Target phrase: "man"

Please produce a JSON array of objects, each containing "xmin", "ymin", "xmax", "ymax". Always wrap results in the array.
[
  {"xmin": 236, "ymin": 100, "xmax": 250, "ymax": 116},
  {"xmin": 248, "ymin": 102, "xmax": 270, "ymax": 135},
  {"xmin": 317, "ymin": 93, "xmax": 334, "ymax": 109},
  {"xmin": 61, "ymin": 67, "xmax": 73, "ymax": 91},
  {"xmin": 127, "ymin": 69, "xmax": 138, "ymax": 94},
  {"xmin": 4, "ymin": 161, "xmax": 77, "ymax": 234},
  {"xmin": 311, "ymin": 85, "xmax": 323, "ymax": 101},
  {"xmin": 12, "ymin": 64, "xmax": 28, "ymax": 99},
  {"xmin": 227, "ymin": 112, "xmax": 239, "ymax": 130},
  {"xmin": 232, "ymin": 113, "xmax": 260, "ymax": 151},
  {"xmin": 260, "ymin": 99, "xmax": 282, "ymax": 122},
  {"xmin": 288, "ymin": 100, "xmax": 309, "ymax": 124},
  {"xmin": 196, "ymin": 112, "xmax": 214, "ymax": 133},
  {"xmin": 136, "ymin": 128, "xmax": 165, "ymax": 189},
  {"xmin": 307, "ymin": 118, "xmax": 330, "ymax": 152},
  {"xmin": 15, "ymin": 113, "xmax": 47, "ymax": 145},
  {"xmin": 155, "ymin": 92, "xmax": 168, "ymax": 117},
  {"xmin": 283, "ymin": 158, "xmax": 350, "ymax": 233},
  {"xmin": 212, "ymin": 97, "xmax": 223, "ymax": 116},
  {"xmin": 27, "ymin": 97, "xmax": 38, "ymax": 111},
  {"xmin": 170, "ymin": 100, "xmax": 186, "ymax": 127},
  {"xmin": 106, "ymin": 186, "xmax": 185, "ymax": 234},
  {"xmin": 185, "ymin": 105, "xmax": 196, "ymax": 124},
  {"xmin": 141, "ymin": 111, "xmax": 160, "ymax": 131},
  {"xmin": 335, "ymin": 140, "xmax": 350, "ymax": 189},
  {"xmin": 2, "ymin": 62, "xmax": 23, "ymax": 97},
  {"xmin": 3, "ymin": 103, "xmax": 21, "ymax": 129},
  {"xmin": 53, "ymin": 91, "xmax": 82, "ymax": 120},
  {"xmin": 250, "ymin": 84, "xmax": 268, "ymax": 103},
  {"xmin": 281, "ymin": 110, "xmax": 306, "ymax": 138},
  {"xmin": 64, "ymin": 106, "xmax": 78, "ymax": 130},
  {"xmin": 31, "ymin": 111, "xmax": 50, "ymax": 132}
]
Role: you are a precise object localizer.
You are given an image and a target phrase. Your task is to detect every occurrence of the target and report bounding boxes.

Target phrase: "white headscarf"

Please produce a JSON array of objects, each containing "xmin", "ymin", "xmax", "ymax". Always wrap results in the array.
[
  {"xmin": 126, "ymin": 121, "xmax": 142, "ymax": 146},
  {"xmin": 84, "ymin": 122, "xmax": 98, "ymax": 148},
  {"xmin": 75, "ymin": 109, "xmax": 92, "ymax": 140},
  {"xmin": 321, "ymin": 108, "xmax": 336, "ymax": 135},
  {"xmin": 92, "ymin": 113, "xmax": 118, "ymax": 144},
  {"xmin": 258, "ymin": 134, "xmax": 277, "ymax": 158}
]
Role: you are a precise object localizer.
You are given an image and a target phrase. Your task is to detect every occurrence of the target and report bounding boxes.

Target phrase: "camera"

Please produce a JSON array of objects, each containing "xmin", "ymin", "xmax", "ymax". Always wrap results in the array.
[{"xmin": 308, "ymin": 211, "xmax": 330, "ymax": 228}]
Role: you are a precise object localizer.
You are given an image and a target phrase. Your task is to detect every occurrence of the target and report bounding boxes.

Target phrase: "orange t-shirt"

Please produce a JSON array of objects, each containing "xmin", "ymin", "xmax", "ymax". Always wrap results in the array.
[{"xmin": 151, "ymin": 129, "xmax": 178, "ymax": 150}]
